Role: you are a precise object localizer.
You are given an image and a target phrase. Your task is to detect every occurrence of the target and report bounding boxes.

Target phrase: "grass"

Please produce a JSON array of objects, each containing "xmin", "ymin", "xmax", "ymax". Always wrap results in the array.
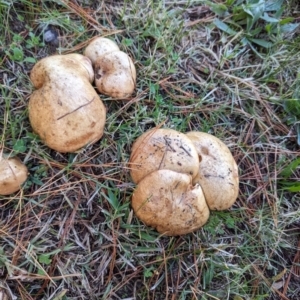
[{"xmin": 0, "ymin": 0, "xmax": 299, "ymax": 299}]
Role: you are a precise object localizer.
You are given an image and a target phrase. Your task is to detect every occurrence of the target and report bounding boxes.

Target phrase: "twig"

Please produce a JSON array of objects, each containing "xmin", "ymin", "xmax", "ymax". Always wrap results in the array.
[{"xmin": 56, "ymin": 97, "xmax": 95, "ymax": 120}]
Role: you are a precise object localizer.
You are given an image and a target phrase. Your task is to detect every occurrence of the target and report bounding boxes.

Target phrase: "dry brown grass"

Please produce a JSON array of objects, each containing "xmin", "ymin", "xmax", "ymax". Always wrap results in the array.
[{"xmin": 0, "ymin": 0, "xmax": 299, "ymax": 299}]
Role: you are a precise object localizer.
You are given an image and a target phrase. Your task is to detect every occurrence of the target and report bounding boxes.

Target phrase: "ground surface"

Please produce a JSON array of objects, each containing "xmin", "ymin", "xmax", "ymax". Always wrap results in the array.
[{"xmin": 0, "ymin": 1, "xmax": 299, "ymax": 299}]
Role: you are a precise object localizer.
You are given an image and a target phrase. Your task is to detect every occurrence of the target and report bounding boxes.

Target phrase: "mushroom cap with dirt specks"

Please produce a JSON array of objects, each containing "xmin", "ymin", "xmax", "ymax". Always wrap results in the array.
[
  {"xmin": 186, "ymin": 131, "xmax": 239, "ymax": 211},
  {"xmin": 0, "ymin": 157, "xmax": 28, "ymax": 195},
  {"xmin": 29, "ymin": 53, "xmax": 106, "ymax": 153},
  {"xmin": 132, "ymin": 169, "xmax": 210, "ymax": 236},
  {"xmin": 129, "ymin": 128, "xmax": 200, "ymax": 184}
]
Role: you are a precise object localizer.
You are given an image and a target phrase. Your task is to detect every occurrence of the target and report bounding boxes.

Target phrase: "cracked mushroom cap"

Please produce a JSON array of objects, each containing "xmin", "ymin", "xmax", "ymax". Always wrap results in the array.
[
  {"xmin": 84, "ymin": 37, "xmax": 120, "ymax": 66},
  {"xmin": 29, "ymin": 54, "xmax": 106, "ymax": 153},
  {"xmin": 0, "ymin": 156, "xmax": 28, "ymax": 195},
  {"xmin": 129, "ymin": 128, "xmax": 200, "ymax": 184},
  {"xmin": 132, "ymin": 169, "xmax": 210, "ymax": 236},
  {"xmin": 186, "ymin": 131, "xmax": 239, "ymax": 210}
]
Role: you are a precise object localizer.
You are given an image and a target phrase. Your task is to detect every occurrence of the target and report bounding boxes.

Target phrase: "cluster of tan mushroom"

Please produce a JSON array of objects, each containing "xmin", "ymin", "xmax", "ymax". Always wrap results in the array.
[
  {"xmin": 0, "ymin": 37, "xmax": 136, "ymax": 195},
  {"xmin": 29, "ymin": 37, "xmax": 136, "ymax": 153},
  {"xmin": 129, "ymin": 128, "xmax": 239, "ymax": 236},
  {"xmin": 1, "ymin": 37, "xmax": 239, "ymax": 239}
]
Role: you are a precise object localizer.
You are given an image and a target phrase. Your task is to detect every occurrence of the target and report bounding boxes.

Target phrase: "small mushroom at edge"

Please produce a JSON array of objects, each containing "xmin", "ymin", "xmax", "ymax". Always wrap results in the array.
[{"xmin": 0, "ymin": 156, "xmax": 28, "ymax": 195}]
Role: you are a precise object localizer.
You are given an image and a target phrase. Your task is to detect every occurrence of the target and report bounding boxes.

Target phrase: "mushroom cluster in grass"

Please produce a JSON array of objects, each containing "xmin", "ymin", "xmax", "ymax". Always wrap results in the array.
[
  {"xmin": 129, "ymin": 128, "xmax": 239, "ymax": 236},
  {"xmin": 0, "ymin": 155, "xmax": 28, "ymax": 196},
  {"xmin": 84, "ymin": 37, "xmax": 136, "ymax": 99},
  {"xmin": 29, "ymin": 53, "xmax": 106, "ymax": 153}
]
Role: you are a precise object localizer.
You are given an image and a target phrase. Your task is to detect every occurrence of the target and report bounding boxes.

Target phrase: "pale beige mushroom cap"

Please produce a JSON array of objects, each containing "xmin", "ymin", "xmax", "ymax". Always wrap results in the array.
[
  {"xmin": 31, "ymin": 53, "xmax": 94, "ymax": 86},
  {"xmin": 0, "ymin": 157, "xmax": 28, "ymax": 195},
  {"xmin": 186, "ymin": 131, "xmax": 239, "ymax": 210},
  {"xmin": 29, "ymin": 54, "xmax": 106, "ymax": 153},
  {"xmin": 84, "ymin": 37, "xmax": 120, "ymax": 66},
  {"xmin": 129, "ymin": 128, "xmax": 200, "ymax": 184},
  {"xmin": 94, "ymin": 51, "xmax": 136, "ymax": 98},
  {"xmin": 132, "ymin": 169, "xmax": 210, "ymax": 236}
]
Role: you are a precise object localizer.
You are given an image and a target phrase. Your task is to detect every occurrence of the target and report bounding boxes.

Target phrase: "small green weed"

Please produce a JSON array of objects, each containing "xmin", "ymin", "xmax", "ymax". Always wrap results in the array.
[
  {"xmin": 211, "ymin": 0, "xmax": 299, "ymax": 56},
  {"xmin": 279, "ymin": 157, "xmax": 300, "ymax": 192},
  {"xmin": 283, "ymin": 99, "xmax": 300, "ymax": 145},
  {"xmin": 4, "ymin": 32, "xmax": 41, "ymax": 63}
]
